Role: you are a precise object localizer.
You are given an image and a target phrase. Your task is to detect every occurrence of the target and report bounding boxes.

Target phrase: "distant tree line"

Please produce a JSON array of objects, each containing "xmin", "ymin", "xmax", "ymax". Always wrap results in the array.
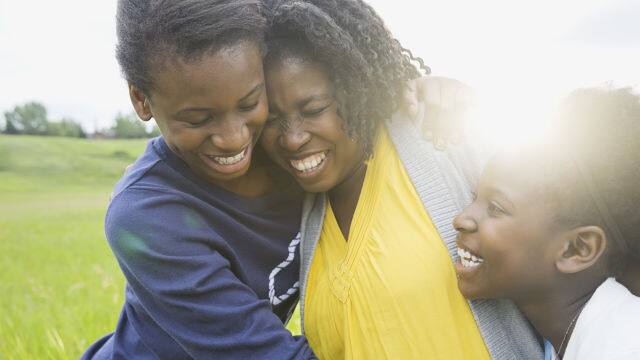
[{"xmin": 2, "ymin": 101, "xmax": 160, "ymax": 139}]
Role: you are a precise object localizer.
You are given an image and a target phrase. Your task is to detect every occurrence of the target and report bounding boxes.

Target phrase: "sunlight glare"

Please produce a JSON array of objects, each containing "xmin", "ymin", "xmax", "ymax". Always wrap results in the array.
[{"xmin": 467, "ymin": 87, "xmax": 555, "ymax": 149}]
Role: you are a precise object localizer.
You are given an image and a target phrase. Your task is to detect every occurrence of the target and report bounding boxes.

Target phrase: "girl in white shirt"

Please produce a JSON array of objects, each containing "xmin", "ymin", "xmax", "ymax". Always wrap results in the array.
[{"xmin": 453, "ymin": 87, "xmax": 640, "ymax": 359}]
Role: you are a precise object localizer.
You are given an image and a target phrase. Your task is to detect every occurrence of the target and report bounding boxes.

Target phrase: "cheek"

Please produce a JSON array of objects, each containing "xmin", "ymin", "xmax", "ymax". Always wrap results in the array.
[
  {"xmin": 317, "ymin": 113, "xmax": 351, "ymax": 149},
  {"xmin": 169, "ymin": 130, "xmax": 207, "ymax": 152},
  {"xmin": 249, "ymin": 98, "xmax": 270, "ymax": 129},
  {"xmin": 484, "ymin": 225, "xmax": 550, "ymax": 288},
  {"xmin": 480, "ymin": 222, "xmax": 530, "ymax": 269}
]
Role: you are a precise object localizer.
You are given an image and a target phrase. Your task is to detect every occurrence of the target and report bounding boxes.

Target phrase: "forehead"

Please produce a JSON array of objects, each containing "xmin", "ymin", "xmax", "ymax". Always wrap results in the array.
[
  {"xmin": 265, "ymin": 57, "xmax": 332, "ymax": 99},
  {"xmin": 150, "ymin": 41, "xmax": 264, "ymax": 107},
  {"xmin": 481, "ymin": 148, "xmax": 552, "ymax": 200}
]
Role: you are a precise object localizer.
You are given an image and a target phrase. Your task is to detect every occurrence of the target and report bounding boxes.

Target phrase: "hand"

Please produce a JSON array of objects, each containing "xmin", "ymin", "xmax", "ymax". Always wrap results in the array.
[{"xmin": 402, "ymin": 76, "xmax": 476, "ymax": 150}]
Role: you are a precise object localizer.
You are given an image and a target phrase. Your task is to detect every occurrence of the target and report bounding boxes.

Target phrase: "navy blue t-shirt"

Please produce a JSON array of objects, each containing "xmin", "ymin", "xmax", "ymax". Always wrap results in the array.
[{"xmin": 82, "ymin": 137, "xmax": 314, "ymax": 359}]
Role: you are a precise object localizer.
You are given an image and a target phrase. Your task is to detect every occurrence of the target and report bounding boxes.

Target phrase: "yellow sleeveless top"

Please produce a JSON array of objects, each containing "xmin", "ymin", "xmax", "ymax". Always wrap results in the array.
[{"xmin": 304, "ymin": 129, "xmax": 490, "ymax": 359}]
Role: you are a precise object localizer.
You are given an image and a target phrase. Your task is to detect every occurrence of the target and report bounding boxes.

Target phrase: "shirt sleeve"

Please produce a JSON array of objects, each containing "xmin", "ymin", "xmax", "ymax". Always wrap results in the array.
[{"xmin": 106, "ymin": 187, "xmax": 315, "ymax": 359}]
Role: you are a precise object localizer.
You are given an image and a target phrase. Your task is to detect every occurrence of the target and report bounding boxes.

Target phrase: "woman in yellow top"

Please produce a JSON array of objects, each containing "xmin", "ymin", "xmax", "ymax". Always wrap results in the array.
[
  {"xmin": 260, "ymin": 0, "xmax": 543, "ymax": 359},
  {"xmin": 260, "ymin": 0, "xmax": 542, "ymax": 359}
]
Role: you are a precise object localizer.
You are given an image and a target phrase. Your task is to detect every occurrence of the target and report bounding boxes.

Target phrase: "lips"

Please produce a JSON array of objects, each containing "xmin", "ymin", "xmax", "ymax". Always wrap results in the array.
[
  {"xmin": 457, "ymin": 247, "xmax": 484, "ymax": 268},
  {"xmin": 290, "ymin": 151, "xmax": 327, "ymax": 173},
  {"xmin": 285, "ymin": 151, "xmax": 330, "ymax": 179},
  {"xmin": 454, "ymin": 237, "xmax": 486, "ymax": 290},
  {"xmin": 198, "ymin": 145, "xmax": 252, "ymax": 175},
  {"xmin": 207, "ymin": 148, "xmax": 246, "ymax": 165}
]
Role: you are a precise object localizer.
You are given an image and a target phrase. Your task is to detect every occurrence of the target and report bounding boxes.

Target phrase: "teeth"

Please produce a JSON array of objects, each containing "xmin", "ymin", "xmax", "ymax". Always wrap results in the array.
[
  {"xmin": 457, "ymin": 247, "xmax": 484, "ymax": 268},
  {"xmin": 211, "ymin": 149, "xmax": 246, "ymax": 165},
  {"xmin": 291, "ymin": 152, "xmax": 327, "ymax": 172}
]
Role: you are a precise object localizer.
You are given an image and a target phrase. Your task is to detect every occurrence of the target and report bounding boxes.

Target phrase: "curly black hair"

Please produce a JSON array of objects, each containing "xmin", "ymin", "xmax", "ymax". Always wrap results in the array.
[
  {"xmin": 116, "ymin": 0, "xmax": 267, "ymax": 95},
  {"xmin": 545, "ymin": 87, "xmax": 640, "ymax": 274},
  {"xmin": 264, "ymin": 0, "xmax": 429, "ymax": 155}
]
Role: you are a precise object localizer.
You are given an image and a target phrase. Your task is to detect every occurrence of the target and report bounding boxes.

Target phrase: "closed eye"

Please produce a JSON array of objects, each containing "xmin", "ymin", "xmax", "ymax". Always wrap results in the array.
[
  {"xmin": 487, "ymin": 201, "xmax": 509, "ymax": 216},
  {"xmin": 185, "ymin": 116, "xmax": 213, "ymax": 127},
  {"xmin": 302, "ymin": 102, "xmax": 333, "ymax": 118},
  {"xmin": 238, "ymin": 102, "xmax": 259, "ymax": 112}
]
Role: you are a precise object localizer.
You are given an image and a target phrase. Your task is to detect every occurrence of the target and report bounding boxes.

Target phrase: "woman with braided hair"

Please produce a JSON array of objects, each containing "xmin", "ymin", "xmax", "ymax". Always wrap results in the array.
[{"xmin": 260, "ymin": 0, "xmax": 543, "ymax": 358}]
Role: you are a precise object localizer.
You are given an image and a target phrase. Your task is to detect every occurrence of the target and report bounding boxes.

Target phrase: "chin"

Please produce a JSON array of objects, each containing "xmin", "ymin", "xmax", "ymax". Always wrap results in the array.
[
  {"xmin": 296, "ymin": 181, "xmax": 329, "ymax": 194},
  {"xmin": 205, "ymin": 165, "xmax": 251, "ymax": 184},
  {"xmin": 292, "ymin": 177, "xmax": 334, "ymax": 194},
  {"xmin": 457, "ymin": 282, "xmax": 490, "ymax": 300}
]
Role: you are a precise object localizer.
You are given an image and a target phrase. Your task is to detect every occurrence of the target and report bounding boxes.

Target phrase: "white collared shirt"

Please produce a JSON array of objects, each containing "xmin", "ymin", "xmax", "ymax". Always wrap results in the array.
[{"xmin": 564, "ymin": 278, "xmax": 640, "ymax": 360}]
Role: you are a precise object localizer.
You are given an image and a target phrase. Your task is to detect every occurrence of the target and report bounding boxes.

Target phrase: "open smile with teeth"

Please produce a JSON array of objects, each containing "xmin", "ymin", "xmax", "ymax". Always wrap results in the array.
[
  {"xmin": 457, "ymin": 247, "xmax": 484, "ymax": 268},
  {"xmin": 290, "ymin": 152, "xmax": 327, "ymax": 173},
  {"xmin": 208, "ymin": 148, "xmax": 246, "ymax": 165}
]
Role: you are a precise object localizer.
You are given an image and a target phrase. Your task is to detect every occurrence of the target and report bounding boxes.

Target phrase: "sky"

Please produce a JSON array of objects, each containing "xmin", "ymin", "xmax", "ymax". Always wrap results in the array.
[{"xmin": 1, "ymin": 0, "xmax": 639, "ymax": 136}]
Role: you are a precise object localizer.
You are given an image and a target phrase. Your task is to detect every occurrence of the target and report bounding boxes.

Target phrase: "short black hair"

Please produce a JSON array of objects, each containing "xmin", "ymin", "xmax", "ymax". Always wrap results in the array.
[
  {"xmin": 264, "ymin": 0, "xmax": 428, "ymax": 155},
  {"xmin": 116, "ymin": 0, "xmax": 267, "ymax": 94},
  {"xmin": 545, "ymin": 87, "xmax": 640, "ymax": 273}
]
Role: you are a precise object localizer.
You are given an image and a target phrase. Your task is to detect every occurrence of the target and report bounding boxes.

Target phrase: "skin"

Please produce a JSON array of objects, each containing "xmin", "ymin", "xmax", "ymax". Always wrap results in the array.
[
  {"xmin": 453, "ymin": 150, "xmax": 610, "ymax": 355},
  {"xmin": 126, "ymin": 41, "xmax": 451, "ymax": 228},
  {"xmin": 261, "ymin": 56, "xmax": 367, "ymax": 239},
  {"xmin": 128, "ymin": 41, "xmax": 280, "ymax": 197},
  {"xmin": 452, "ymin": 152, "xmax": 569, "ymax": 301}
]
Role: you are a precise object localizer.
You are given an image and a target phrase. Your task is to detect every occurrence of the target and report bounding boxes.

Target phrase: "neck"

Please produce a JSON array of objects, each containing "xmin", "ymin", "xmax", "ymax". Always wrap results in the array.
[
  {"xmin": 328, "ymin": 157, "xmax": 368, "ymax": 240},
  {"xmin": 515, "ymin": 286, "xmax": 594, "ymax": 357}
]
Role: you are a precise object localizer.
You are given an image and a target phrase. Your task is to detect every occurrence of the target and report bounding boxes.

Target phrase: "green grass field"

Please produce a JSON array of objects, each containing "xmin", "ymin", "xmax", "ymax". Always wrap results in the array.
[{"xmin": 0, "ymin": 135, "xmax": 300, "ymax": 359}]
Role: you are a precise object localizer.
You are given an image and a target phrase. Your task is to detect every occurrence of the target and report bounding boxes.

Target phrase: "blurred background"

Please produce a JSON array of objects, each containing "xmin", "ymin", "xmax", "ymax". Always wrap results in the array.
[{"xmin": 0, "ymin": 0, "xmax": 638, "ymax": 358}]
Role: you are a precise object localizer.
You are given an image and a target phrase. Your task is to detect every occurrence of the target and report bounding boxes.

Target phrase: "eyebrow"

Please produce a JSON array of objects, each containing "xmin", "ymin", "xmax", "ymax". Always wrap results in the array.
[
  {"xmin": 239, "ymin": 83, "xmax": 265, "ymax": 102},
  {"xmin": 175, "ymin": 83, "xmax": 264, "ymax": 116}
]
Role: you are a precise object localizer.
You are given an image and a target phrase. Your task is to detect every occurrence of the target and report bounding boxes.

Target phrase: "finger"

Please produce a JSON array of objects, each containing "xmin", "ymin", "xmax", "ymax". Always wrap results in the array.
[
  {"xmin": 431, "ymin": 107, "xmax": 464, "ymax": 150},
  {"xmin": 420, "ymin": 102, "xmax": 437, "ymax": 133},
  {"xmin": 423, "ymin": 130, "xmax": 434, "ymax": 142},
  {"xmin": 434, "ymin": 137, "xmax": 447, "ymax": 151},
  {"xmin": 432, "ymin": 109, "xmax": 456, "ymax": 150},
  {"xmin": 450, "ymin": 132, "xmax": 462, "ymax": 145}
]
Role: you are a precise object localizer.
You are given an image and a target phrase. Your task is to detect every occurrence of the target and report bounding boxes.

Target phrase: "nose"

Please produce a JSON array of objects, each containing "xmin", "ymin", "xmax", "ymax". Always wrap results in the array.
[
  {"xmin": 278, "ymin": 118, "xmax": 311, "ymax": 153},
  {"xmin": 453, "ymin": 205, "xmax": 478, "ymax": 233},
  {"xmin": 210, "ymin": 116, "xmax": 249, "ymax": 153}
]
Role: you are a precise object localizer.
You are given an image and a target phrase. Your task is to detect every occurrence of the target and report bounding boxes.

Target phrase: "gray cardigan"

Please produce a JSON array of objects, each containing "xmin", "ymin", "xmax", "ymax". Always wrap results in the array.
[{"xmin": 297, "ymin": 114, "xmax": 544, "ymax": 359}]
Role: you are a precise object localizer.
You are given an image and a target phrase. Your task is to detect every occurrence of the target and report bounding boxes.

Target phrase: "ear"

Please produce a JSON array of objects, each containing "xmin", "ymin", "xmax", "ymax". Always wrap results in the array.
[
  {"xmin": 129, "ymin": 84, "xmax": 153, "ymax": 122},
  {"xmin": 556, "ymin": 226, "xmax": 608, "ymax": 274}
]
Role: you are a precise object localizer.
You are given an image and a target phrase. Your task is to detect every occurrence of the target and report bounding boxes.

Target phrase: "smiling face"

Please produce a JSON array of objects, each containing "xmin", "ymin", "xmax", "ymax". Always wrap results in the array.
[
  {"xmin": 129, "ymin": 41, "xmax": 268, "ymax": 189},
  {"xmin": 452, "ymin": 151, "xmax": 570, "ymax": 301},
  {"xmin": 260, "ymin": 56, "xmax": 365, "ymax": 193}
]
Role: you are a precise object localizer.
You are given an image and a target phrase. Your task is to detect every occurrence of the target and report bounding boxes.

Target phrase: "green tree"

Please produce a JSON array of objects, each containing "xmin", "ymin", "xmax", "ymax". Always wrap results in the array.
[
  {"xmin": 3, "ymin": 102, "xmax": 49, "ymax": 135},
  {"xmin": 4, "ymin": 118, "xmax": 19, "ymax": 134},
  {"xmin": 112, "ymin": 113, "xmax": 149, "ymax": 138},
  {"xmin": 47, "ymin": 118, "xmax": 86, "ymax": 138}
]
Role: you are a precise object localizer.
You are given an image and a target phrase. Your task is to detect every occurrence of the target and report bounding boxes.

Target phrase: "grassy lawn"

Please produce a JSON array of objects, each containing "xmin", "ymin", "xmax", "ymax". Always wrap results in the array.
[{"xmin": 0, "ymin": 135, "xmax": 300, "ymax": 359}]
